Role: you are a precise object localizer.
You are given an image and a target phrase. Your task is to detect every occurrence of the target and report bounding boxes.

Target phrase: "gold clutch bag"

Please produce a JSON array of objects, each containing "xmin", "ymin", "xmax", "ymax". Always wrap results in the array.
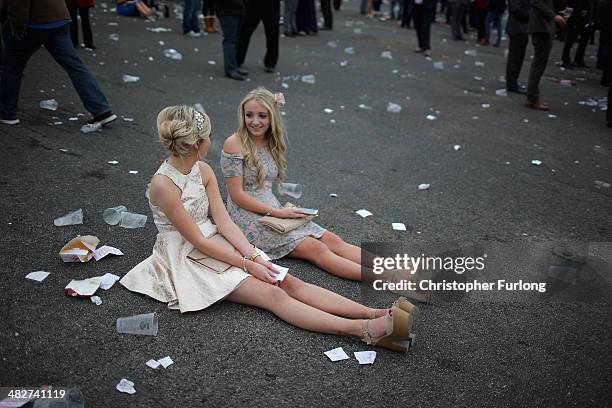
[
  {"xmin": 187, "ymin": 234, "xmax": 238, "ymax": 273},
  {"xmin": 258, "ymin": 202, "xmax": 314, "ymax": 234}
]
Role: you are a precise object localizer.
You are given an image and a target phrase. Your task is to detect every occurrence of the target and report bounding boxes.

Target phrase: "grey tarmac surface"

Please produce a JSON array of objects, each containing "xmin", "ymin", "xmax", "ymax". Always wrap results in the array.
[{"xmin": 0, "ymin": 1, "xmax": 611, "ymax": 407}]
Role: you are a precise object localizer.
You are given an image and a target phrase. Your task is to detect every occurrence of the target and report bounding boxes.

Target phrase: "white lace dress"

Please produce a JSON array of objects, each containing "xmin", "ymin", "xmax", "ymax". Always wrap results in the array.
[{"xmin": 120, "ymin": 161, "xmax": 250, "ymax": 313}]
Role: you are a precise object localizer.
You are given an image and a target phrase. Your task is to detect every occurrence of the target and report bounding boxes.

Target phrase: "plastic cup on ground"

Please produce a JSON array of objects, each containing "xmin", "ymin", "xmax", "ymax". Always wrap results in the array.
[
  {"xmin": 280, "ymin": 183, "xmax": 303, "ymax": 199},
  {"xmin": 120, "ymin": 211, "xmax": 147, "ymax": 228},
  {"xmin": 103, "ymin": 206, "xmax": 128, "ymax": 225},
  {"xmin": 54, "ymin": 208, "xmax": 83, "ymax": 226},
  {"xmin": 116, "ymin": 312, "xmax": 158, "ymax": 336}
]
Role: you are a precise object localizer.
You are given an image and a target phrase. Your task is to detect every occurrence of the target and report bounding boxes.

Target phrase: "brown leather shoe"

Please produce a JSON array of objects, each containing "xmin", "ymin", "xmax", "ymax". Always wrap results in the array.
[{"xmin": 525, "ymin": 101, "xmax": 550, "ymax": 111}]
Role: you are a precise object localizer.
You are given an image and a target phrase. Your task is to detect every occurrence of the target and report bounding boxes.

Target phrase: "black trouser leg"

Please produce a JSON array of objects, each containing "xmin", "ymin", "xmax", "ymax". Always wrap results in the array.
[
  {"xmin": 506, "ymin": 33, "xmax": 528, "ymax": 90},
  {"xmin": 262, "ymin": 0, "xmax": 280, "ymax": 68},
  {"xmin": 320, "ymin": 0, "xmax": 333, "ymax": 28},
  {"xmin": 574, "ymin": 25, "xmax": 593, "ymax": 64},
  {"xmin": 236, "ymin": 7, "xmax": 261, "ymax": 67},
  {"xmin": 527, "ymin": 32, "xmax": 553, "ymax": 102},
  {"xmin": 68, "ymin": 5, "xmax": 79, "ymax": 46},
  {"xmin": 562, "ymin": 28, "xmax": 579, "ymax": 64},
  {"xmin": 79, "ymin": 8, "xmax": 93, "ymax": 48}
]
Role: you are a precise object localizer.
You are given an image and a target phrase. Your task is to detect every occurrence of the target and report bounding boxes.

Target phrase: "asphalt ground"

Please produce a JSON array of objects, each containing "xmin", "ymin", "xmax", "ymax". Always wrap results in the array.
[{"xmin": 0, "ymin": 1, "xmax": 611, "ymax": 407}]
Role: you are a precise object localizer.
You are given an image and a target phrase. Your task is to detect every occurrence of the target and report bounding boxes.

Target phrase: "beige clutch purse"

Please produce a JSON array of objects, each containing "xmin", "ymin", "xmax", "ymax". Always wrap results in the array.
[
  {"xmin": 187, "ymin": 234, "xmax": 238, "ymax": 273},
  {"xmin": 258, "ymin": 202, "xmax": 314, "ymax": 234}
]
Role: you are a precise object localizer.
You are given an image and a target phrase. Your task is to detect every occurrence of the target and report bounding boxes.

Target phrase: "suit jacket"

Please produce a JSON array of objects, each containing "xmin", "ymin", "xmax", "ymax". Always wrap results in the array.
[
  {"xmin": 528, "ymin": 0, "xmax": 556, "ymax": 33},
  {"xmin": 507, "ymin": 0, "xmax": 530, "ymax": 34}
]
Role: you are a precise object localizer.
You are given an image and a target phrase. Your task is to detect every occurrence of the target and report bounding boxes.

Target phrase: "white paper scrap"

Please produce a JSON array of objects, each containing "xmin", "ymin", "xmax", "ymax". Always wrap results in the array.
[
  {"xmin": 158, "ymin": 356, "xmax": 174, "ymax": 368},
  {"xmin": 26, "ymin": 271, "xmax": 50, "ymax": 282},
  {"xmin": 454, "ymin": 144, "xmax": 462, "ymax": 151},
  {"xmin": 323, "ymin": 108, "xmax": 334, "ymax": 114},
  {"xmin": 324, "ymin": 347, "xmax": 350, "ymax": 362},
  {"xmin": 96, "ymin": 273, "xmax": 121, "ymax": 290},
  {"xmin": 354, "ymin": 351, "xmax": 377, "ymax": 365},
  {"xmin": 271, "ymin": 264, "xmax": 289, "ymax": 282},
  {"xmin": 93, "ymin": 245, "xmax": 124, "ymax": 261},
  {"xmin": 90, "ymin": 296, "xmax": 102, "ymax": 305},
  {"xmin": 108, "ymin": 160, "xmax": 119, "ymax": 165},
  {"xmin": 531, "ymin": 160, "xmax": 542, "ymax": 166},
  {"xmin": 426, "ymin": 114, "xmax": 437, "ymax": 121},
  {"xmin": 356, "ymin": 209, "xmax": 373, "ymax": 218},
  {"xmin": 129, "ymin": 170, "xmax": 139, "ymax": 174},
  {"xmin": 329, "ymin": 193, "xmax": 338, "ymax": 198},
  {"xmin": 116, "ymin": 378, "xmax": 136, "ymax": 394},
  {"xmin": 418, "ymin": 184, "xmax": 431, "ymax": 190},
  {"xmin": 65, "ymin": 278, "xmax": 101, "ymax": 297},
  {"xmin": 392, "ymin": 223, "xmax": 407, "ymax": 231},
  {"xmin": 146, "ymin": 359, "xmax": 161, "ymax": 369}
]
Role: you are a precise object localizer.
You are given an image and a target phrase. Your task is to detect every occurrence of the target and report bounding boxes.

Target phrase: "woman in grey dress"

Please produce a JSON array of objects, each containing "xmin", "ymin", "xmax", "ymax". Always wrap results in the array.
[{"xmin": 221, "ymin": 88, "xmax": 364, "ymax": 281}]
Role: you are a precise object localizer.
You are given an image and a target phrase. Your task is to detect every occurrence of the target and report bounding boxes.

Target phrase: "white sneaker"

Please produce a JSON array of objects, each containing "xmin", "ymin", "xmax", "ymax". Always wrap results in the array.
[
  {"xmin": 0, "ymin": 118, "xmax": 20, "ymax": 125},
  {"xmin": 186, "ymin": 30, "xmax": 202, "ymax": 37}
]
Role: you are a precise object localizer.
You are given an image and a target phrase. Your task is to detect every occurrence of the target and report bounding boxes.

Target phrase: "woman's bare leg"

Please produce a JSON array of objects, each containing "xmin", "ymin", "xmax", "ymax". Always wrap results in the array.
[
  {"xmin": 319, "ymin": 232, "xmax": 362, "ymax": 264},
  {"xmin": 289, "ymin": 237, "xmax": 361, "ymax": 281},
  {"xmin": 279, "ymin": 274, "xmax": 388, "ymax": 319},
  {"xmin": 226, "ymin": 277, "xmax": 388, "ymax": 337}
]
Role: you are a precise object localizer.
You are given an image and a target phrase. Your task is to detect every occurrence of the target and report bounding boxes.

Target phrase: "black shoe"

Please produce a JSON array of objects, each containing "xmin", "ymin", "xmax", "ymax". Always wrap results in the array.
[
  {"xmin": 87, "ymin": 111, "xmax": 117, "ymax": 127},
  {"xmin": 284, "ymin": 31, "xmax": 295, "ymax": 37},
  {"xmin": 227, "ymin": 71, "xmax": 246, "ymax": 81},
  {"xmin": 237, "ymin": 68, "xmax": 249, "ymax": 76},
  {"xmin": 320, "ymin": 26, "xmax": 332, "ymax": 31},
  {"xmin": 507, "ymin": 85, "xmax": 527, "ymax": 94},
  {"xmin": 264, "ymin": 66, "xmax": 275, "ymax": 73}
]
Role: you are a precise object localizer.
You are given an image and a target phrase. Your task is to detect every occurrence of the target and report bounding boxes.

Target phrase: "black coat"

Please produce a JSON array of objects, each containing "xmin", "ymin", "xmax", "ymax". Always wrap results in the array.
[
  {"xmin": 507, "ymin": 0, "xmax": 530, "ymax": 34},
  {"xmin": 528, "ymin": 0, "xmax": 556, "ymax": 33},
  {"xmin": 214, "ymin": 0, "xmax": 244, "ymax": 16}
]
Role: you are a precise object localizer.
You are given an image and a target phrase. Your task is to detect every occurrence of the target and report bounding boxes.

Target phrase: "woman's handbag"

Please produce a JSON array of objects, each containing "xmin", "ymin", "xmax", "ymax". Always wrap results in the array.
[{"xmin": 258, "ymin": 202, "xmax": 314, "ymax": 234}]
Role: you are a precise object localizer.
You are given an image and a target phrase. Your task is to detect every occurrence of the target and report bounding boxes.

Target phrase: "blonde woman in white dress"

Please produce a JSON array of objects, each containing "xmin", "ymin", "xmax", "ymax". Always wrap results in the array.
[{"xmin": 119, "ymin": 105, "xmax": 417, "ymax": 352}]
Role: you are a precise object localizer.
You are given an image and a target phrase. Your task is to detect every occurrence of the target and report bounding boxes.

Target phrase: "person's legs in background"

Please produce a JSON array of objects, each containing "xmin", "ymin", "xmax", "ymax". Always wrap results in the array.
[
  {"xmin": 43, "ymin": 25, "xmax": 112, "ymax": 118},
  {"xmin": 506, "ymin": 33, "xmax": 528, "ymax": 92},
  {"xmin": 262, "ymin": 0, "xmax": 281, "ymax": 70},
  {"xmin": 67, "ymin": 5, "xmax": 79, "ymax": 47},
  {"xmin": 79, "ymin": 7, "xmax": 94, "ymax": 48},
  {"xmin": 320, "ymin": 0, "xmax": 333, "ymax": 29},
  {"xmin": 182, "ymin": 0, "xmax": 200, "ymax": 34},
  {"xmin": 0, "ymin": 30, "xmax": 43, "ymax": 121},
  {"xmin": 218, "ymin": 15, "xmax": 244, "ymax": 79},
  {"xmin": 526, "ymin": 32, "xmax": 553, "ymax": 106},
  {"xmin": 493, "ymin": 11, "xmax": 502, "ymax": 46},
  {"xmin": 284, "ymin": 0, "xmax": 299, "ymax": 35}
]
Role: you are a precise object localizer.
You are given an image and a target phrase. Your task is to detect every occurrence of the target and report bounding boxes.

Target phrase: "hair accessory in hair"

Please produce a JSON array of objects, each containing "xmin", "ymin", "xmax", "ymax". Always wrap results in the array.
[
  {"xmin": 194, "ymin": 110, "xmax": 205, "ymax": 131},
  {"xmin": 274, "ymin": 92, "xmax": 285, "ymax": 108}
]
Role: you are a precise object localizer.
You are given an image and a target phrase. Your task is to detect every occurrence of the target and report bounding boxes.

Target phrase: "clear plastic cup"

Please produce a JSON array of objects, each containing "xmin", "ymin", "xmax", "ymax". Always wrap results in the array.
[
  {"xmin": 54, "ymin": 209, "xmax": 83, "ymax": 226},
  {"xmin": 120, "ymin": 211, "xmax": 147, "ymax": 228},
  {"xmin": 103, "ymin": 205, "xmax": 128, "ymax": 225},
  {"xmin": 116, "ymin": 312, "xmax": 158, "ymax": 336},
  {"xmin": 39, "ymin": 99, "xmax": 58, "ymax": 111},
  {"xmin": 280, "ymin": 183, "xmax": 303, "ymax": 199}
]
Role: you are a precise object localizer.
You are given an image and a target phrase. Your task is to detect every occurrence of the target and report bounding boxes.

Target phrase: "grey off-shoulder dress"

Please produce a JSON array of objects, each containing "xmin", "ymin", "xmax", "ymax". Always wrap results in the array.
[{"xmin": 220, "ymin": 147, "xmax": 326, "ymax": 260}]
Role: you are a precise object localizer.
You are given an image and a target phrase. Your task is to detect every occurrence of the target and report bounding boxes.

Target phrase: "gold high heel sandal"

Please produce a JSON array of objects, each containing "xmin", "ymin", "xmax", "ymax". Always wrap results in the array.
[
  {"xmin": 361, "ymin": 307, "xmax": 413, "ymax": 353},
  {"xmin": 393, "ymin": 297, "xmax": 419, "ymax": 334}
]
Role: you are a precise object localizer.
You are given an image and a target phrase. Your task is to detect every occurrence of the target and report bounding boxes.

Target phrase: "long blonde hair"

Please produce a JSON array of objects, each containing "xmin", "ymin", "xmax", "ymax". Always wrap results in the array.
[{"xmin": 236, "ymin": 88, "xmax": 286, "ymax": 189}]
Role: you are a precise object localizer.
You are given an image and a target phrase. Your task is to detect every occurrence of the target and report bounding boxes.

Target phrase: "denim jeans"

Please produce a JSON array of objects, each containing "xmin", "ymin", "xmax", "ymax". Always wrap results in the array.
[
  {"xmin": 484, "ymin": 11, "xmax": 502, "ymax": 43},
  {"xmin": 183, "ymin": 0, "xmax": 201, "ymax": 33},
  {"xmin": 0, "ymin": 24, "xmax": 111, "ymax": 120},
  {"xmin": 218, "ymin": 15, "xmax": 243, "ymax": 75}
]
